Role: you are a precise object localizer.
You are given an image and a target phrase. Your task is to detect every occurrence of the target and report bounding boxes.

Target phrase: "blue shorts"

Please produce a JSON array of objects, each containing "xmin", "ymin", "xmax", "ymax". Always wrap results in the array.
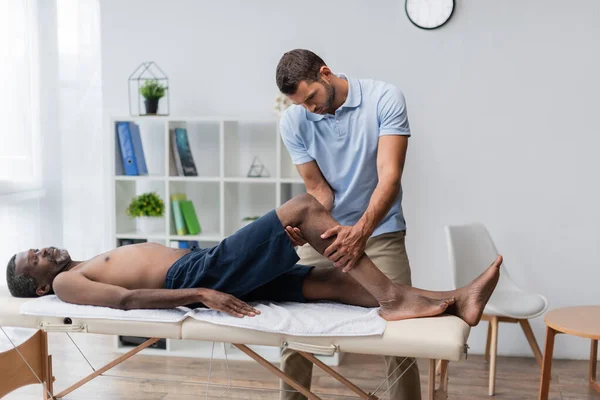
[{"xmin": 165, "ymin": 210, "xmax": 313, "ymax": 306}]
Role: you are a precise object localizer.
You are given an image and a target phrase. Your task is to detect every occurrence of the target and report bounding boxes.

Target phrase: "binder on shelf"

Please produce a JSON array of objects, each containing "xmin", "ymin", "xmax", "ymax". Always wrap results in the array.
[
  {"xmin": 116, "ymin": 121, "xmax": 139, "ymax": 176},
  {"xmin": 129, "ymin": 122, "xmax": 148, "ymax": 175},
  {"xmin": 170, "ymin": 193, "xmax": 188, "ymax": 235}
]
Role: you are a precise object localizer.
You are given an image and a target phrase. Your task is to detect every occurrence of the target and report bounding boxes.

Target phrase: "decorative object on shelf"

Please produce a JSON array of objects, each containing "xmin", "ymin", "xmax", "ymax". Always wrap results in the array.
[
  {"xmin": 247, "ymin": 156, "xmax": 270, "ymax": 178},
  {"xmin": 273, "ymin": 92, "xmax": 292, "ymax": 116},
  {"xmin": 241, "ymin": 216, "xmax": 260, "ymax": 228},
  {"xmin": 405, "ymin": 0, "xmax": 455, "ymax": 30},
  {"xmin": 128, "ymin": 61, "xmax": 170, "ymax": 116},
  {"xmin": 126, "ymin": 191, "xmax": 165, "ymax": 234}
]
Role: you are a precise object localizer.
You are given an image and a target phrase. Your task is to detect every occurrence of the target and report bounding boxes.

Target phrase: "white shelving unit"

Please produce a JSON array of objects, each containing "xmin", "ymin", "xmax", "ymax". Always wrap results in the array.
[
  {"xmin": 110, "ymin": 116, "xmax": 341, "ymax": 365},
  {"xmin": 111, "ymin": 116, "xmax": 306, "ymax": 245}
]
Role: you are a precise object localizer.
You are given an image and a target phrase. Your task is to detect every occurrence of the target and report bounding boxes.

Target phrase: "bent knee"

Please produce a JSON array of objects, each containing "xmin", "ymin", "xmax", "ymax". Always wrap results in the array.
[{"xmin": 296, "ymin": 193, "xmax": 323, "ymax": 214}]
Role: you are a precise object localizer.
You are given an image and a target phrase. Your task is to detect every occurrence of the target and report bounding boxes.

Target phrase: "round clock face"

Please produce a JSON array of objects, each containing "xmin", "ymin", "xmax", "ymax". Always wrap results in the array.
[{"xmin": 405, "ymin": 0, "xmax": 455, "ymax": 30}]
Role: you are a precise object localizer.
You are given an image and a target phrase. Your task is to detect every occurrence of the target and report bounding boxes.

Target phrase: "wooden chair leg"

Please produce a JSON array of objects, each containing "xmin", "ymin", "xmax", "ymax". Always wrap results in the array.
[
  {"xmin": 485, "ymin": 320, "xmax": 492, "ymax": 362},
  {"xmin": 519, "ymin": 319, "xmax": 543, "ymax": 367},
  {"xmin": 538, "ymin": 326, "xmax": 557, "ymax": 400},
  {"xmin": 489, "ymin": 316, "xmax": 499, "ymax": 396},
  {"xmin": 590, "ymin": 339, "xmax": 599, "ymax": 393}
]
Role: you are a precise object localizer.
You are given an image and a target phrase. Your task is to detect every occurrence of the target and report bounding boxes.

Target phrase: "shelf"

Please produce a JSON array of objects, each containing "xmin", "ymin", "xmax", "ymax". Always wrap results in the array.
[
  {"xmin": 115, "ymin": 233, "xmax": 166, "ymax": 240},
  {"xmin": 223, "ymin": 177, "xmax": 277, "ymax": 183},
  {"xmin": 169, "ymin": 234, "xmax": 221, "ymax": 242},
  {"xmin": 280, "ymin": 178, "xmax": 304, "ymax": 184},
  {"xmin": 168, "ymin": 176, "xmax": 220, "ymax": 182},
  {"xmin": 115, "ymin": 175, "xmax": 166, "ymax": 181}
]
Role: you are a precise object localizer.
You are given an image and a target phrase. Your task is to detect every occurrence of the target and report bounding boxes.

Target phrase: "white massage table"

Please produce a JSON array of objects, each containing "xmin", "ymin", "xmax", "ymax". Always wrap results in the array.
[{"xmin": 0, "ymin": 287, "xmax": 471, "ymax": 400}]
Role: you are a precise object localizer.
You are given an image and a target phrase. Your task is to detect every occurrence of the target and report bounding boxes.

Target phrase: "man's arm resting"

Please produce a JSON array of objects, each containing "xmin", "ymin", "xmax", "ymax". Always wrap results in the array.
[
  {"xmin": 53, "ymin": 273, "xmax": 203, "ymax": 310},
  {"xmin": 356, "ymin": 135, "xmax": 408, "ymax": 237},
  {"xmin": 296, "ymin": 161, "xmax": 334, "ymax": 211}
]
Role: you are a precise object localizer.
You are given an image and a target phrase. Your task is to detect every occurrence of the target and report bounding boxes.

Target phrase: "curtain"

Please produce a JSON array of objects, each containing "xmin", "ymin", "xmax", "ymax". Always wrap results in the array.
[
  {"xmin": 0, "ymin": 0, "xmax": 43, "ymax": 281},
  {"xmin": 0, "ymin": 0, "xmax": 105, "ymax": 282},
  {"xmin": 58, "ymin": 0, "xmax": 106, "ymax": 258}
]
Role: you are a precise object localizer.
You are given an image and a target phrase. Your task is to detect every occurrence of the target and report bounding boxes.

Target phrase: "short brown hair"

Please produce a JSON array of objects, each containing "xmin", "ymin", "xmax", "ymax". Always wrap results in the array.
[{"xmin": 276, "ymin": 49, "xmax": 326, "ymax": 95}]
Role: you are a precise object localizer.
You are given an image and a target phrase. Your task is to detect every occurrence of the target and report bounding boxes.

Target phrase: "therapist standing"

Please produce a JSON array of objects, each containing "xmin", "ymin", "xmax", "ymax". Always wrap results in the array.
[{"xmin": 276, "ymin": 49, "xmax": 421, "ymax": 400}]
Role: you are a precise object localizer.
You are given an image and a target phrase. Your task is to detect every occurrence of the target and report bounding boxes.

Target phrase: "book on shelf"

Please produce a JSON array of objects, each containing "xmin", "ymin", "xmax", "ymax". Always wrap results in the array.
[
  {"xmin": 180, "ymin": 200, "xmax": 201, "ymax": 235},
  {"xmin": 170, "ymin": 193, "xmax": 202, "ymax": 236},
  {"xmin": 170, "ymin": 193, "xmax": 188, "ymax": 235},
  {"xmin": 115, "ymin": 121, "xmax": 148, "ymax": 176},
  {"xmin": 169, "ymin": 128, "xmax": 198, "ymax": 176},
  {"xmin": 170, "ymin": 240, "xmax": 199, "ymax": 249}
]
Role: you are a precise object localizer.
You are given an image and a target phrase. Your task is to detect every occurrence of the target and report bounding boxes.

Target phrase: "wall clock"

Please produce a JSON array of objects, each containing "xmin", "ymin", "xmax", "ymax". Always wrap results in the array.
[{"xmin": 405, "ymin": 0, "xmax": 455, "ymax": 30}]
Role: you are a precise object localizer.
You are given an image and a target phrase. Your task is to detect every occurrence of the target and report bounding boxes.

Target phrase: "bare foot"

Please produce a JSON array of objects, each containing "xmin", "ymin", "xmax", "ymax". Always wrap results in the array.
[
  {"xmin": 451, "ymin": 255, "xmax": 503, "ymax": 326},
  {"xmin": 378, "ymin": 290, "xmax": 455, "ymax": 322}
]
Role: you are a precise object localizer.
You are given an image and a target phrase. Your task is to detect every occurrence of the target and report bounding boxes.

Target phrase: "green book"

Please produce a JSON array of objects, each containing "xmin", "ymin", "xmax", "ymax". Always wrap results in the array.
[
  {"xmin": 170, "ymin": 193, "xmax": 187, "ymax": 235},
  {"xmin": 180, "ymin": 200, "xmax": 201, "ymax": 235}
]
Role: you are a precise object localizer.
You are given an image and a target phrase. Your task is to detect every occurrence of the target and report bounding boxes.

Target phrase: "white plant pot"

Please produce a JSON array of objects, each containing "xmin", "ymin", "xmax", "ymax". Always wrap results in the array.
[{"xmin": 136, "ymin": 217, "xmax": 164, "ymax": 235}]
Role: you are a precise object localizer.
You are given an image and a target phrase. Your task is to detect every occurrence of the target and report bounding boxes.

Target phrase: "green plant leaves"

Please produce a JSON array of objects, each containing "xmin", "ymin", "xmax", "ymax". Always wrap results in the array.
[
  {"xmin": 126, "ymin": 192, "xmax": 165, "ymax": 217},
  {"xmin": 140, "ymin": 80, "xmax": 166, "ymax": 100}
]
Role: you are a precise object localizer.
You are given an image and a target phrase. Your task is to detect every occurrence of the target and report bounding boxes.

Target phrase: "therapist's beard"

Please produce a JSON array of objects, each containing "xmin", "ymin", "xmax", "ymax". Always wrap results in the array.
[{"xmin": 321, "ymin": 79, "xmax": 336, "ymax": 114}]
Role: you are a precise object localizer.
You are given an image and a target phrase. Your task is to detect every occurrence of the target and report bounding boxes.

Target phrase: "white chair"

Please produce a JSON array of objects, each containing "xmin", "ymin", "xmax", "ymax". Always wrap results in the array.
[{"xmin": 445, "ymin": 223, "xmax": 548, "ymax": 396}]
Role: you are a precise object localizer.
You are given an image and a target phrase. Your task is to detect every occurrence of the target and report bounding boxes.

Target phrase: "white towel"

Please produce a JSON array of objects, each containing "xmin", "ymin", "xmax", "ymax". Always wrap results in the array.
[
  {"xmin": 19, "ymin": 296, "xmax": 386, "ymax": 337},
  {"xmin": 189, "ymin": 301, "xmax": 387, "ymax": 337},
  {"xmin": 20, "ymin": 295, "xmax": 189, "ymax": 323}
]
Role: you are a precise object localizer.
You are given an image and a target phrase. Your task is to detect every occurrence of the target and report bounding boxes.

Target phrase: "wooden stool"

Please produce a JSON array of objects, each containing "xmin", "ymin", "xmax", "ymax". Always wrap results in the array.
[{"xmin": 539, "ymin": 306, "xmax": 600, "ymax": 399}]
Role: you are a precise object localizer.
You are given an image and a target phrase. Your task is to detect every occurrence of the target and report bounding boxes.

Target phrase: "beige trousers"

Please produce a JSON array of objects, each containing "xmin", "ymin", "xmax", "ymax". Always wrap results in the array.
[{"xmin": 279, "ymin": 230, "xmax": 422, "ymax": 400}]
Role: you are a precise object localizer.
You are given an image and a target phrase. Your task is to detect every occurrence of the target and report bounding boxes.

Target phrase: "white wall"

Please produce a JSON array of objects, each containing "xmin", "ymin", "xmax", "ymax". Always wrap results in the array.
[{"xmin": 100, "ymin": 0, "xmax": 600, "ymax": 359}]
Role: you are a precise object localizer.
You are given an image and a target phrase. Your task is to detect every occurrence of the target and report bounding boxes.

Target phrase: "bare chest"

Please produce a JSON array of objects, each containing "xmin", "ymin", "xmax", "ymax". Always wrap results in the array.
[{"xmin": 77, "ymin": 244, "xmax": 188, "ymax": 289}]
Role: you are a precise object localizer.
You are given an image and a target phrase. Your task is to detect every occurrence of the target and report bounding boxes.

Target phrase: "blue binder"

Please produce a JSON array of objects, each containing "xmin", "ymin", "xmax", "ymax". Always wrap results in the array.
[
  {"xmin": 129, "ymin": 122, "xmax": 148, "ymax": 175},
  {"xmin": 116, "ymin": 121, "xmax": 139, "ymax": 176}
]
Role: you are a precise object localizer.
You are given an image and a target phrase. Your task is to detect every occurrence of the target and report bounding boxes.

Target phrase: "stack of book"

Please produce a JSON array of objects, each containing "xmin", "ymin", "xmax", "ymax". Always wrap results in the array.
[
  {"xmin": 170, "ymin": 128, "xmax": 198, "ymax": 176},
  {"xmin": 115, "ymin": 121, "xmax": 148, "ymax": 175},
  {"xmin": 171, "ymin": 193, "xmax": 201, "ymax": 236}
]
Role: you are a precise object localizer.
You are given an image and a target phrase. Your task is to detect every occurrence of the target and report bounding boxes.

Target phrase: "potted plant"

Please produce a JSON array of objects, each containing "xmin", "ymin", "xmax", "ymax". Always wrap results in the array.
[
  {"xmin": 241, "ymin": 216, "xmax": 260, "ymax": 228},
  {"xmin": 140, "ymin": 79, "xmax": 166, "ymax": 115},
  {"xmin": 126, "ymin": 192, "xmax": 165, "ymax": 234}
]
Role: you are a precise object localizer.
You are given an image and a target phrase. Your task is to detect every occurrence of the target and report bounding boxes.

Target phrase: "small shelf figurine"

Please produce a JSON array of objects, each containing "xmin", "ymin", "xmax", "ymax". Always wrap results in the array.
[
  {"xmin": 247, "ymin": 156, "xmax": 270, "ymax": 178},
  {"xmin": 128, "ymin": 61, "xmax": 170, "ymax": 116}
]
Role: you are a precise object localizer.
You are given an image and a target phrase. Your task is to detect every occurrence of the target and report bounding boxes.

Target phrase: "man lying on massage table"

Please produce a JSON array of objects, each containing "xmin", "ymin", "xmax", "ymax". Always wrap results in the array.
[{"xmin": 6, "ymin": 193, "xmax": 501, "ymax": 326}]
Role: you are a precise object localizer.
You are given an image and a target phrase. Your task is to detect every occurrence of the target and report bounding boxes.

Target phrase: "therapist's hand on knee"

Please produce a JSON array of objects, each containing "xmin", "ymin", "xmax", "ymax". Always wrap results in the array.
[{"xmin": 322, "ymin": 225, "xmax": 368, "ymax": 272}]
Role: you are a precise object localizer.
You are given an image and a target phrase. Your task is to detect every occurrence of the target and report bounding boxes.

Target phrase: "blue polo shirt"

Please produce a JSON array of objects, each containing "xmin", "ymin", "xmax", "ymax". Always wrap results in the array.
[{"xmin": 280, "ymin": 74, "xmax": 411, "ymax": 237}]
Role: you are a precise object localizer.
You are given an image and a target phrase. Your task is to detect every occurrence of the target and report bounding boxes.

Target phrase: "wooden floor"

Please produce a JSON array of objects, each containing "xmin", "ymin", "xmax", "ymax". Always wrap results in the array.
[{"xmin": 4, "ymin": 333, "xmax": 599, "ymax": 399}]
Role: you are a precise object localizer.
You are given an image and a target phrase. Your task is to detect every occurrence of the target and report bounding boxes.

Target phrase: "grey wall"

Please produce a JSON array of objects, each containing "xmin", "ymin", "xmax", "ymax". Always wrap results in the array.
[{"xmin": 100, "ymin": 0, "xmax": 600, "ymax": 359}]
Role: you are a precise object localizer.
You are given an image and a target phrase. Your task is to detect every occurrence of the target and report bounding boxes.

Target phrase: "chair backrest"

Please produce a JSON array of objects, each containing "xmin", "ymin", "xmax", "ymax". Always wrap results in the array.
[{"xmin": 445, "ymin": 222, "xmax": 502, "ymax": 289}]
